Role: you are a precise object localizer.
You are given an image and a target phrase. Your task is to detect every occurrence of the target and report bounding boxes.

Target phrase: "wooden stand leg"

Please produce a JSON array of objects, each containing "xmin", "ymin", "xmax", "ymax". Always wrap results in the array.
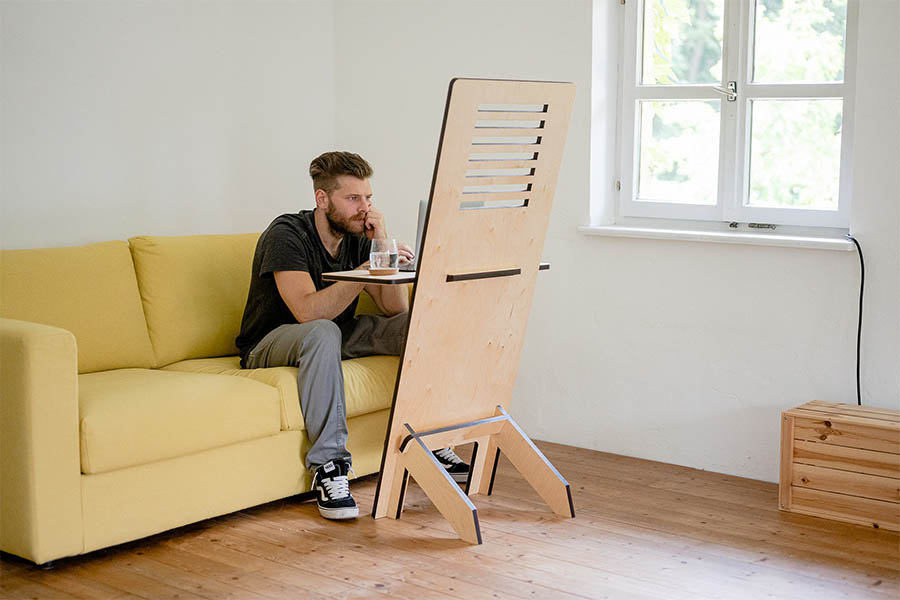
[
  {"xmin": 471, "ymin": 436, "xmax": 498, "ymax": 496},
  {"xmin": 494, "ymin": 409, "xmax": 575, "ymax": 518},
  {"xmin": 464, "ymin": 440, "xmax": 480, "ymax": 495},
  {"xmin": 465, "ymin": 436, "xmax": 491, "ymax": 496},
  {"xmin": 374, "ymin": 410, "xmax": 573, "ymax": 542},
  {"xmin": 402, "ymin": 425, "xmax": 482, "ymax": 544},
  {"xmin": 384, "ymin": 457, "xmax": 408, "ymax": 519}
]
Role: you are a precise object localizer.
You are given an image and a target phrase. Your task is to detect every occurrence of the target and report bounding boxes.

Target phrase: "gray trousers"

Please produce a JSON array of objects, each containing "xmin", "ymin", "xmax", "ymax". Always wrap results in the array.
[{"xmin": 244, "ymin": 312, "xmax": 408, "ymax": 470}]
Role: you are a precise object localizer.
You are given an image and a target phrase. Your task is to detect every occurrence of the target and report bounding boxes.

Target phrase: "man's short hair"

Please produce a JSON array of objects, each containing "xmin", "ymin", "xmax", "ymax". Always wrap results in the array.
[{"xmin": 309, "ymin": 151, "xmax": 373, "ymax": 195}]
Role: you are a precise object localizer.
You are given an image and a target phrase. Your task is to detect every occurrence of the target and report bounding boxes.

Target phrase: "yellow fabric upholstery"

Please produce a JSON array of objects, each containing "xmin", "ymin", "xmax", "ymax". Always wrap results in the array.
[
  {"xmin": 342, "ymin": 355, "xmax": 401, "ymax": 418},
  {"xmin": 162, "ymin": 354, "xmax": 400, "ymax": 431},
  {"xmin": 0, "ymin": 319, "xmax": 83, "ymax": 564},
  {"xmin": 78, "ymin": 368, "xmax": 281, "ymax": 474},
  {"xmin": 355, "ymin": 290, "xmax": 380, "ymax": 316},
  {"xmin": 0, "ymin": 232, "xmax": 405, "ymax": 565},
  {"xmin": 81, "ymin": 431, "xmax": 307, "ymax": 553},
  {"xmin": 160, "ymin": 357, "xmax": 303, "ymax": 431},
  {"xmin": 128, "ymin": 233, "xmax": 260, "ymax": 367},
  {"xmin": 355, "ymin": 287, "xmax": 414, "ymax": 316},
  {"xmin": 345, "ymin": 409, "xmax": 391, "ymax": 476},
  {"xmin": 0, "ymin": 242, "xmax": 155, "ymax": 373},
  {"xmin": 80, "ymin": 409, "xmax": 389, "ymax": 554}
]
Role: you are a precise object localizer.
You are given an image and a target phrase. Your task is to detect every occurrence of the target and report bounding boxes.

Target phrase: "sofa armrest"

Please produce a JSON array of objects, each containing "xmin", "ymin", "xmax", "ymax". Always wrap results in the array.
[{"xmin": 1, "ymin": 318, "xmax": 83, "ymax": 564}]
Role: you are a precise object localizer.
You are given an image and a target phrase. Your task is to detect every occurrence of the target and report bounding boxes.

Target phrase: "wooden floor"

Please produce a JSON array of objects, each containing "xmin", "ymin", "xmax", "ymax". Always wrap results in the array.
[{"xmin": 2, "ymin": 441, "xmax": 898, "ymax": 599}]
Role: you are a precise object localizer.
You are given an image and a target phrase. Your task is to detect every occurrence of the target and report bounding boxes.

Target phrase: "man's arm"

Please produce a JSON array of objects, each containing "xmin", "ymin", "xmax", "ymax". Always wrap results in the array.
[
  {"xmin": 359, "ymin": 204, "xmax": 412, "ymax": 316},
  {"xmin": 363, "ymin": 241, "xmax": 412, "ymax": 316},
  {"xmin": 365, "ymin": 281, "xmax": 409, "ymax": 316},
  {"xmin": 274, "ymin": 271, "xmax": 365, "ymax": 323}
]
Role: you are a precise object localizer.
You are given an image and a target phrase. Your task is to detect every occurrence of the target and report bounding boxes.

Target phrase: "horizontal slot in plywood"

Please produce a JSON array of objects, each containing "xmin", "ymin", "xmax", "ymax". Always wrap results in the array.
[
  {"xmin": 790, "ymin": 486, "xmax": 900, "ymax": 531},
  {"xmin": 465, "ymin": 160, "xmax": 538, "ymax": 169},
  {"xmin": 469, "ymin": 144, "xmax": 542, "ymax": 153},
  {"xmin": 477, "ymin": 103, "xmax": 548, "ymax": 112},
  {"xmin": 468, "ymin": 153, "xmax": 539, "ymax": 161},
  {"xmin": 791, "ymin": 463, "xmax": 899, "ymax": 504},
  {"xmin": 473, "ymin": 127, "xmax": 545, "ymax": 134},
  {"xmin": 474, "ymin": 111, "xmax": 550, "ymax": 119},
  {"xmin": 460, "ymin": 199, "xmax": 529, "ymax": 210},
  {"xmin": 793, "ymin": 439, "xmax": 900, "ymax": 479},
  {"xmin": 462, "ymin": 176, "xmax": 535, "ymax": 186},
  {"xmin": 458, "ymin": 192, "xmax": 530, "ymax": 203}
]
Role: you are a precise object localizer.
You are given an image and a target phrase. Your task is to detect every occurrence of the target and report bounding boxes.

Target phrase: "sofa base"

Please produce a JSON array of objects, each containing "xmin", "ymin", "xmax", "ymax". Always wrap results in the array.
[
  {"xmin": 5, "ymin": 409, "xmax": 389, "ymax": 563},
  {"xmin": 82, "ymin": 430, "xmax": 307, "ymax": 553}
]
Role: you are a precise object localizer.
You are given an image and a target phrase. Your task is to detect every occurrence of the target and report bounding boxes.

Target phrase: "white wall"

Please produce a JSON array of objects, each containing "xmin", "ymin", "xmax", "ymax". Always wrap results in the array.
[
  {"xmin": 848, "ymin": 0, "xmax": 900, "ymax": 422},
  {"xmin": 2, "ymin": 1, "xmax": 896, "ymax": 482},
  {"xmin": 334, "ymin": 0, "xmax": 899, "ymax": 482},
  {"xmin": 0, "ymin": 0, "xmax": 335, "ymax": 249},
  {"xmin": 334, "ymin": 0, "xmax": 593, "ymax": 242}
]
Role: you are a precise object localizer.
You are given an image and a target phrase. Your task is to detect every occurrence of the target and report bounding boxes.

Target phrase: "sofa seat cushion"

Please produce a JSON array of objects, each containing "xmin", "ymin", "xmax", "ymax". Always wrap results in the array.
[
  {"xmin": 161, "ymin": 355, "xmax": 400, "ymax": 432},
  {"xmin": 79, "ymin": 369, "xmax": 280, "ymax": 475}
]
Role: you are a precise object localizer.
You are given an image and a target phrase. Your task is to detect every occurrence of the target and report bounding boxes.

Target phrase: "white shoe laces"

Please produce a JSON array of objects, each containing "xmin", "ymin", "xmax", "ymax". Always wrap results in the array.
[
  {"xmin": 435, "ymin": 447, "xmax": 463, "ymax": 465},
  {"xmin": 312, "ymin": 465, "xmax": 356, "ymax": 499}
]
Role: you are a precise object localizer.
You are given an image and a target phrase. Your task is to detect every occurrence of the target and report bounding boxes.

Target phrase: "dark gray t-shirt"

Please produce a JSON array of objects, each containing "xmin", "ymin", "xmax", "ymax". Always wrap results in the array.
[{"xmin": 236, "ymin": 209, "xmax": 370, "ymax": 366}]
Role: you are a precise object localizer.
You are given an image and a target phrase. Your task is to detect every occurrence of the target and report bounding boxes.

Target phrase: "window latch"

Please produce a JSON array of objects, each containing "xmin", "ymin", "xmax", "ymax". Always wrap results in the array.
[{"xmin": 713, "ymin": 81, "xmax": 737, "ymax": 102}]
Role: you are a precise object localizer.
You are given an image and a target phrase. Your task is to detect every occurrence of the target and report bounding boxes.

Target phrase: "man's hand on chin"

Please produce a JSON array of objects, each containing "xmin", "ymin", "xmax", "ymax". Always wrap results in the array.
[{"xmin": 364, "ymin": 204, "xmax": 387, "ymax": 240}]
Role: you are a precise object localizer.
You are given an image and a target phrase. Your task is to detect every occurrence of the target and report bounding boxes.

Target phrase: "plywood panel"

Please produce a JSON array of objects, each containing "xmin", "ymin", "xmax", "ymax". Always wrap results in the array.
[{"xmin": 373, "ymin": 79, "xmax": 575, "ymax": 520}]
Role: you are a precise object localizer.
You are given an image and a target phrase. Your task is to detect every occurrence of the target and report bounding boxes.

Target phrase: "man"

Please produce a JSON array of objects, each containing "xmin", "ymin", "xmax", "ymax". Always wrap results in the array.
[{"xmin": 236, "ymin": 151, "xmax": 468, "ymax": 520}]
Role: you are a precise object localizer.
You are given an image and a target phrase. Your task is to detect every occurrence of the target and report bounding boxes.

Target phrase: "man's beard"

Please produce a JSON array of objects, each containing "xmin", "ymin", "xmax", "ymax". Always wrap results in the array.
[{"xmin": 324, "ymin": 200, "xmax": 365, "ymax": 236}]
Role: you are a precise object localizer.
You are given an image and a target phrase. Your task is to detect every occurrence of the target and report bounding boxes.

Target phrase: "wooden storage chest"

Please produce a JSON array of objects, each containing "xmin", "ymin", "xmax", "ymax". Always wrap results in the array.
[{"xmin": 780, "ymin": 400, "xmax": 899, "ymax": 531}]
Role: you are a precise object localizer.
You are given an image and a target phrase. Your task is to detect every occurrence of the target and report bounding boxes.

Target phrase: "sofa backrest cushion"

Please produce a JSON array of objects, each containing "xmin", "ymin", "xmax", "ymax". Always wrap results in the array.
[
  {"xmin": 0, "ymin": 241, "xmax": 156, "ymax": 373},
  {"xmin": 129, "ymin": 233, "xmax": 260, "ymax": 367}
]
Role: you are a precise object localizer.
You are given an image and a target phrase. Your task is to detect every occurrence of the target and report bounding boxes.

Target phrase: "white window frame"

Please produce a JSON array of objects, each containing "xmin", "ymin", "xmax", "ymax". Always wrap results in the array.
[{"xmin": 617, "ymin": 0, "xmax": 858, "ymax": 229}]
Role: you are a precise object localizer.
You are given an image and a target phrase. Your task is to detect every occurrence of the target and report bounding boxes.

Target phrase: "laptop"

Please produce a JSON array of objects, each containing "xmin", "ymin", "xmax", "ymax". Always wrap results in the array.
[{"xmin": 398, "ymin": 199, "xmax": 429, "ymax": 272}]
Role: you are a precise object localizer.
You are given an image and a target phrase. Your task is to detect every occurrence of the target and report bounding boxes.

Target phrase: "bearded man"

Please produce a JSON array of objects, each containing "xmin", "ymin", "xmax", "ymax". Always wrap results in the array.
[{"xmin": 236, "ymin": 151, "xmax": 468, "ymax": 520}]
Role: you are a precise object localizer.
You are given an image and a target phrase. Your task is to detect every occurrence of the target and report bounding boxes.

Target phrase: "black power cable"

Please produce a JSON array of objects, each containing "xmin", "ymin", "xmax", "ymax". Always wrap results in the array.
[{"xmin": 846, "ymin": 234, "xmax": 864, "ymax": 406}]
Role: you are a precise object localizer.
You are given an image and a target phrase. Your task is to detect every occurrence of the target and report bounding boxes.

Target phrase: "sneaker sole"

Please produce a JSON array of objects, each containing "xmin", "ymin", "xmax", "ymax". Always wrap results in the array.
[
  {"xmin": 318, "ymin": 505, "xmax": 359, "ymax": 520},
  {"xmin": 451, "ymin": 471, "xmax": 469, "ymax": 485}
]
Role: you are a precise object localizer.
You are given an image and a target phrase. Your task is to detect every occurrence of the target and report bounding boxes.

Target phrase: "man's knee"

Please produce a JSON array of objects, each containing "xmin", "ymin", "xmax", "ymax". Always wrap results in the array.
[{"xmin": 301, "ymin": 319, "xmax": 342, "ymax": 353}]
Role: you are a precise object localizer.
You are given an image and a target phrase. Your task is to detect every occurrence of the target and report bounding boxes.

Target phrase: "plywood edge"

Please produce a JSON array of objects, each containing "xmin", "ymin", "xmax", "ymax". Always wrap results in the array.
[{"xmin": 779, "ymin": 414, "xmax": 795, "ymax": 511}]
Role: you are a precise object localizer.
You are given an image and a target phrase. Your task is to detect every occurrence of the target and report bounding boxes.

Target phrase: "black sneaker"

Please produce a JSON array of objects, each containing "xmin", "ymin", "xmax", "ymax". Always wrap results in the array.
[
  {"xmin": 433, "ymin": 447, "xmax": 470, "ymax": 484},
  {"xmin": 312, "ymin": 460, "xmax": 358, "ymax": 520}
]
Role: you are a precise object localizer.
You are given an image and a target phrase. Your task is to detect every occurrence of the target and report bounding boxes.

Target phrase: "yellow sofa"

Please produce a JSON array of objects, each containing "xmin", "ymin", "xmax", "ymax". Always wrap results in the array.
[{"xmin": 0, "ymin": 234, "xmax": 399, "ymax": 565}]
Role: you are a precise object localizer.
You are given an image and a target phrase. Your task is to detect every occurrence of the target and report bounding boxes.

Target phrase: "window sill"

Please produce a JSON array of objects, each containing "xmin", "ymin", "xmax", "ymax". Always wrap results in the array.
[{"xmin": 577, "ymin": 224, "xmax": 854, "ymax": 251}]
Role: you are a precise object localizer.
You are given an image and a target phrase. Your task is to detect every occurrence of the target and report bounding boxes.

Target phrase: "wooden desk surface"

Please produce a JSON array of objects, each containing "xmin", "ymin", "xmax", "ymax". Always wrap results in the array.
[
  {"xmin": 322, "ymin": 269, "xmax": 416, "ymax": 285},
  {"xmin": 323, "ymin": 263, "xmax": 549, "ymax": 285}
]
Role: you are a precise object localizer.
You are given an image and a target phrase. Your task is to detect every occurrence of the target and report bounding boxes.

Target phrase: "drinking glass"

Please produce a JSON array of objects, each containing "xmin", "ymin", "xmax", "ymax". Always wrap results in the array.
[{"xmin": 369, "ymin": 238, "xmax": 399, "ymax": 274}]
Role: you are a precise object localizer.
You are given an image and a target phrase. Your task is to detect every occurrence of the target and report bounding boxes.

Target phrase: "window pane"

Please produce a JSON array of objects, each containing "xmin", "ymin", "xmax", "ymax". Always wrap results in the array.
[
  {"xmin": 753, "ymin": 0, "xmax": 847, "ymax": 83},
  {"xmin": 642, "ymin": 0, "xmax": 723, "ymax": 85},
  {"xmin": 638, "ymin": 100, "xmax": 720, "ymax": 205},
  {"xmin": 748, "ymin": 99, "xmax": 842, "ymax": 209}
]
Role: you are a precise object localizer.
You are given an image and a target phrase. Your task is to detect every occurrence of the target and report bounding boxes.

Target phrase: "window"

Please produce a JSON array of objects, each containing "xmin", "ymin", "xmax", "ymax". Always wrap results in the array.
[{"xmin": 617, "ymin": 0, "xmax": 857, "ymax": 228}]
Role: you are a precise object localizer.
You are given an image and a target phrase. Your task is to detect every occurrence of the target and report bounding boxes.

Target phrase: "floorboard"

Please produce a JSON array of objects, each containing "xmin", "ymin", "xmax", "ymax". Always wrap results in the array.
[{"xmin": 2, "ymin": 441, "xmax": 897, "ymax": 599}]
